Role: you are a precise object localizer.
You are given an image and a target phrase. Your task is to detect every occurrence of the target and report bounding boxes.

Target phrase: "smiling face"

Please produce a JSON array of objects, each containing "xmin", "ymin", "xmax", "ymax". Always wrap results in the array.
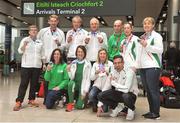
[
  {"xmin": 113, "ymin": 57, "xmax": 124, "ymax": 72},
  {"xmin": 90, "ymin": 18, "xmax": 99, "ymax": 32},
  {"xmin": 124, "ymin": 23, "xmax": 133, "ymax": 37},
  {"xmin": 76, "ymin": 47, "xmax": 85, "ymax": 61},
  {"xmin": 113, "ymin": 20, "xmax": 123, "ymax": 34},
  {"xmin": 53, "ymin": 50, "xmax": 61, "ymax": 64},
  {"xmin": 29, "ymin": 26, "xmax": 38, "ymax": 38},
  {"xmin": 72, "ymin": 16, "xmax": 82, "ymax": 30},
  {"xmin": 143, "ymin": 17, "xmax": 155, "ymax": 33},
  {"xmin": 98, "ymin": 50, "xmax": 107, "ymax": 63},
  {"xmin": 48, "ymin": 16, "xmax": 59, "ymax": 29}
]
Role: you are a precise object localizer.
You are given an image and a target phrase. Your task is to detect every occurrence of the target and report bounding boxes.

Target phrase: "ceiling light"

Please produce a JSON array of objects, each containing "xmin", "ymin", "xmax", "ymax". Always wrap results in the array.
[
  {"xmin": 128, "ymin": 16, "xmax": 132, "ymax": 19},
  {"xmin": 8, "ymin": 16, "xmax": 14, "ymax": 19},
  {"xmin": 128, "ymin": 21, "xmax": 132, "ymax": 24},
  {"xmin": 101, "ymin": 21, "xmax": 105, "ymax": 24},
  {"xmin": 23, "ymin": 21, "xmax": 28, "ymax": 24},
  {"xmin": 66, "ymin": 16, "xmax": 70, "ymax": 19},
  {"xmin": 97, "ymin": 16, "xmax": 101, "ymax": 19},
  {"xmin": 159, "ymin": 20, "xmax": 163, "ymax": 23},
  {"xmin": 162, "ymin": 13, "xmax": 167, "ymax": 17},
  {"xmin": 16, "ymin": 6, "xmax": 21, "ymax": 10}
]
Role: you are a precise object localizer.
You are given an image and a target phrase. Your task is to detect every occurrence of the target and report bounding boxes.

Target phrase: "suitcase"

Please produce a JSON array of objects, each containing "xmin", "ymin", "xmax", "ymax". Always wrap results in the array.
[
  {"xmin": 161, "ymin": 95, "xmax": 180, "ymax": 108},
  {"xmin": 38, "ymin": 82, "xmax": 44, "ymax": 98},
  {"xmin": 2, "ymin": 64, "xmax": 9, "ymax": 76}
]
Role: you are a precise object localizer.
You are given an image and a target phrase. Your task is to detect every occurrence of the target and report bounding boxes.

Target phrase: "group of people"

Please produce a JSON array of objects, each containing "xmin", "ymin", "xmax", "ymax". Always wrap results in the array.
[{"xmin": 13, "ymin": 15, "xmax": 163, "ymax": 120}]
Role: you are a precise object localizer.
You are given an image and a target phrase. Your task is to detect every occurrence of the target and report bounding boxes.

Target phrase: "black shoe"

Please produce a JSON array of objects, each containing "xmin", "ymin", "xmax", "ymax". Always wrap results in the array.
[
  {"xmin": 121, "ymin": 107, "xmax": 128, "ymax": 113},
  {"xmin": 142, "ymin": 112, "xmax": 151, "ymax": 117},
  {"xmin": 144, "ymin": 113, "xmax": 160, "ymax": 120}
]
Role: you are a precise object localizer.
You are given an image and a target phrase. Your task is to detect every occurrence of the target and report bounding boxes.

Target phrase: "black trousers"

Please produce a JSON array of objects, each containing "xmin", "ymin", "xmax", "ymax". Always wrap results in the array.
[
  {"xmin": 16, "ymin": 67, "xmax": 41, "ymax": 103},
  {"xmin": 98, "ymin": 89, "xmax": 137, "ymax": 110}
]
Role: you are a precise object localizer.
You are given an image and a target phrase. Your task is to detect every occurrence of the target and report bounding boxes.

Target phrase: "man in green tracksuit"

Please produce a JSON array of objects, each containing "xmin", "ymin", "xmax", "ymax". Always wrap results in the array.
[{"xmin": 108, "ymin": 20, "xmax": 126, "ymax": 61}]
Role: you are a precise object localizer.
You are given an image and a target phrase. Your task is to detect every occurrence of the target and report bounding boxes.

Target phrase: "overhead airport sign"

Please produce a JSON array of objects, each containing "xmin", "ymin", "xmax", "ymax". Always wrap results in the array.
[{"xmin": 21, "ymin": 0, "xmax": 135, "ymax": 16}]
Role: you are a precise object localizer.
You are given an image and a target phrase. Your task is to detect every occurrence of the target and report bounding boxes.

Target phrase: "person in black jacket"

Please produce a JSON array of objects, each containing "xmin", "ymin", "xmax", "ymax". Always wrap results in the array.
[{"xmin": 164, "ymin": 41, "xmax": 180, "ymax": 77}]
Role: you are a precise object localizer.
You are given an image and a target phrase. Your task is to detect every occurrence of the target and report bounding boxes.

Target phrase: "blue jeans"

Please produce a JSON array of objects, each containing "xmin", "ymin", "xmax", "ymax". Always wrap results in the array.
[
  {"xmin": 139, "ymin": 68, "xmax": 161, "ymax": 115},
  {"xmin": 89, "ymin": 86, "xmax": 101, "ymax": 106},
  {"xmin": 89, "ymin": 86, "xmax": 108, "ymax": 112},
  {"xmin": 45, "ymin": 89, "xmax": 66, "ymax": 109}
]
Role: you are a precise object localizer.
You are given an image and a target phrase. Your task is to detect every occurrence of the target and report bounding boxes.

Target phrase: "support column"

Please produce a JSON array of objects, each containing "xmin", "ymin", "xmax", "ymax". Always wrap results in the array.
[
  {"xmin": 167, "ymin": 0, "xmax": 179, "ymax": 48},
  {"xmin": 5, "ymin": 24, "xmax": 12, "ymax": 63},
  {"xmin": 36, "ymin": 17, "xmax": 45, "ymax": 30},
  {"xmin": 157, "ymin": 23, "xmax": 163, "ymax": 32},
  {"xmin": 157, "ymin": 23, "xmax": 167, "ymax": 50}
]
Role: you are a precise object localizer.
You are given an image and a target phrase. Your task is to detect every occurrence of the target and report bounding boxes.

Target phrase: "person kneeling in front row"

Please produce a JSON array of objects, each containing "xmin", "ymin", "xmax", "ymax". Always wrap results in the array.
[
  {"xmin": 44, "ymin": 48, "xmax": 69, "ymax": 109},
  {"xmin": 97, "ymin": 55, "xmax": 139, "ymax": 120}
]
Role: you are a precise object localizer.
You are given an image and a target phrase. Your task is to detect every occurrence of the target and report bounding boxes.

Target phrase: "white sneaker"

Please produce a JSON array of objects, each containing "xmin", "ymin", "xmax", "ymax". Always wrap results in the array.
[
  {"xmin": 110, "ymin": 103, "xmax": 124, "ymax": 117},
  {"xmin": 59, "ymin": 100, "xmax": 64, "ymax": 108},
  {"xmin": 126, "ymin": 108, "xmax": 135, "ymax": 120}
]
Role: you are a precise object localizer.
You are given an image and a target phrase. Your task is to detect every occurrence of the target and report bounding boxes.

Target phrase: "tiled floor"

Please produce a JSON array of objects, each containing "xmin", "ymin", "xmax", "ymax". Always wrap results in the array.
[{"xmin": 0, "ymin": 71, "xmax": 180, "ymax": 122}]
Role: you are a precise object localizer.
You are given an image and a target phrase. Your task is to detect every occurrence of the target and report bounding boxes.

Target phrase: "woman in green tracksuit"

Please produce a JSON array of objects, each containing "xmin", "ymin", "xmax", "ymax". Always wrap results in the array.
[
  {"xmin": 44, "ymin": 48, "xmax": 69, "ymax": 109},
  {"xmin": 66, "ymin": 45, "xmax": 91, "ymax": 112}
]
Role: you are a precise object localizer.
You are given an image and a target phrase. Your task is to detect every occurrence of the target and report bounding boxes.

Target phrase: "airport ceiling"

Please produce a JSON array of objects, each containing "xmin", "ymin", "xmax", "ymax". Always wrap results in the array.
[{"xmin": 0, "ymin": 0, "xmax": 166, "ymax": 28}]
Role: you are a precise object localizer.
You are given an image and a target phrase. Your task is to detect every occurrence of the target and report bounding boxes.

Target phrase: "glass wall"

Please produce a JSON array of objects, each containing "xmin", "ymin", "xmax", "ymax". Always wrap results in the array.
[
  {"xmin": 0, "ymin": 24, "xmax": 18, "ymax": 61},
  {"xmin": 0, "ymin": 24, "xmax": 5, "ymax": 51},
  {"xmin": 11, "ymin": 28, "xmax": 18, "ymax": 61}
]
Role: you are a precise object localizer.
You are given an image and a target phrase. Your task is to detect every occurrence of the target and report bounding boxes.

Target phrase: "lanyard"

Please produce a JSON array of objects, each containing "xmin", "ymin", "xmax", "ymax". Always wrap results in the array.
[
  {"xmin": 123, "ymin": 34, "xmax": 134, "ymax": 60},
  {"xmin": 140, "ymin": 32, "xmax": 153, "ymax": 60},
  {"xmin": 70, "ymin": 28, "xmax": 82, "ymax": 36},
  {"xmin": 113, "ymin": 34, "xmax": 121, "ymax": 45},
  {"xmin": 124, "ymin": 34, "xmax": 133, "ymax": 49},
  {"xmin": 51, "ymin": 29, "xmax": 57, "ymax": 36},
  {"xmin": 141, "ymin": 32, "xmax": 151, "ymax": 40},
  {"xmin": 91, "ymin": 31, "xmax": 98, "ymax": 36}
]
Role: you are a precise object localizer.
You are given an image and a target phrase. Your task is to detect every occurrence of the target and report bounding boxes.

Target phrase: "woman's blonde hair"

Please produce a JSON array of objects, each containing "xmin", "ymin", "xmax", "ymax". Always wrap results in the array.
[
  {"xmin": 97, "ymin": 48, "xmax": 108, "ymax": 64},
  {"xmin": 143, "ymin": 17, "xmax": 155, "ymax": 26}
]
